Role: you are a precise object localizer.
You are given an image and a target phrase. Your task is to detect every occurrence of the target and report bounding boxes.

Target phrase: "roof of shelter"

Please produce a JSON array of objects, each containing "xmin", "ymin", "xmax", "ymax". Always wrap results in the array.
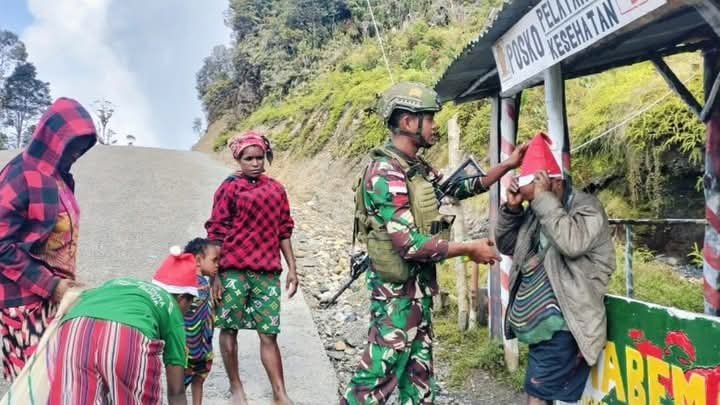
[{"xmin": 435, "ymin": 0, "xmax": 718, "ymax": 103}]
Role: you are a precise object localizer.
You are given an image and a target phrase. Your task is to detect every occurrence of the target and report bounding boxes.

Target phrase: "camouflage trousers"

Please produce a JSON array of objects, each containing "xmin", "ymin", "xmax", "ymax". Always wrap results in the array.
[{"xmin": 341, "ymin": 296, "xmax": 436, "ymax": 405}]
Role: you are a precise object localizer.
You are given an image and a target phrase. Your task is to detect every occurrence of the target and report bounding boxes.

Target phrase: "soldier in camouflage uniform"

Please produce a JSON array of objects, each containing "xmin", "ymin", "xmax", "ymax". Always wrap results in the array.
[{"xmin": 341, "ymin": 82, "xmax": 527, "ymax": 405}]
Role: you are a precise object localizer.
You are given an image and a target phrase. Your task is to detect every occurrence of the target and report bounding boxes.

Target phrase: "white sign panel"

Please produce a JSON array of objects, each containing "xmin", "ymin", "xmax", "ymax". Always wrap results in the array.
[{"xmin": 492, "ymin": 0, "xmax": 667, "ymax": 93}]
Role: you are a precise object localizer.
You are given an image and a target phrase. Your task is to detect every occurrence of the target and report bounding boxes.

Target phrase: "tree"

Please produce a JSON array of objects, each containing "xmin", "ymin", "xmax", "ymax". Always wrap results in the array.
[
  {"xmin": 93, "ymin": 99, "xmax": 115, "ymax": 144},
  {"xmin": 193, "ymin": 117, "xmax": 203, "ymax": 137},
  {"xmin": 21, "ymin": 124, "xmax": 35, "ymax": 147},
  {"xmin": 286, "ymin": 0, "xmax": 351, "ymax": 48},
  {"xmin": 2, "ymin": 63, "xmax": 51, "ymax": 149},
  {"xmin": 126, "ymin": 134, "xmax": 136, "ymax": 146},
  {"xmin": 106, "ymin": 128, "xmax": 118, "ymax": 145},
  {"xmin": 226, "ymin": 0, "xmax": 271, "ymax": 41},
  {"xmin": 0, "ymin": 31, "xmax": 27, "ymax": 84},
  {"xmin": 0, "ymin": 30, "xmax": 29, "ymax": 140},
  {"xmin": 196, "ymin": 45, "xmax": 233, "ymax": 100}
]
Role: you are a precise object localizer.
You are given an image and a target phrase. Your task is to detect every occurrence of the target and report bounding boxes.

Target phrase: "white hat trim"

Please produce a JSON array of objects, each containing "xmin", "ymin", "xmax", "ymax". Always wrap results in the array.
[
  {"xmin": 517, "ymin": 172, "xmax": 563, "ymax": 188},
  {"xmin": 152, "ymin": 279, "xmax": 199, "ymax": 297}
]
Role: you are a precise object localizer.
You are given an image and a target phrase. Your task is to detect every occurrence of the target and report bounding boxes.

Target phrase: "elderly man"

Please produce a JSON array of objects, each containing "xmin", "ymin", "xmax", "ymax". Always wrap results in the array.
[{"xmin": 496, "ymin": 132, "xmax": 616, "ymax": 405}]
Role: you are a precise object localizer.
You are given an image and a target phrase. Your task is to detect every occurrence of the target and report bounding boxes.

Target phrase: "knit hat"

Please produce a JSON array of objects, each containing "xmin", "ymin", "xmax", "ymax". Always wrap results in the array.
[
  {"xmin": 517, "ymin": 132, "xmax": 563, "ymax": 187},
  {"xmin": 228, "ymin": 130, "xmax": 274, "ymax": 163},
  {"xmin": 151, "ymin": 246, "xmax": 200, "ymax": 296}
]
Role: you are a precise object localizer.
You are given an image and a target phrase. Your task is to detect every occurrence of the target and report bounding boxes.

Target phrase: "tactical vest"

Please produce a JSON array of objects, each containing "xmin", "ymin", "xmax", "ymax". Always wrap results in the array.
[{"xmin": 353, "ymin": 146, "xmax": 451, "ymax": 283}]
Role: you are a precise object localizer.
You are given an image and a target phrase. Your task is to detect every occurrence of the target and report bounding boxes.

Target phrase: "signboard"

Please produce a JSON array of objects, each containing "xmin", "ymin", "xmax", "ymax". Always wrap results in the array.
[
  {"xmin": 570, "ymin": 296, "xmax": 720, "ymax": 405},
  {"xmin": 492, "ymin": 0, "xmax": 667, "ymax": 93}
]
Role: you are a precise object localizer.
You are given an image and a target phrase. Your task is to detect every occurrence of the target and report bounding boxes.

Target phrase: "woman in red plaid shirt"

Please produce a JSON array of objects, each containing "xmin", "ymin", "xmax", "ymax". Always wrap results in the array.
[
  {"xmin": 0, "ymin": 98, "xmax": 96, "ymax": 382},
  {"xmin": 206, "ymin": 130, "xmax": 298, "ymax": 405}
]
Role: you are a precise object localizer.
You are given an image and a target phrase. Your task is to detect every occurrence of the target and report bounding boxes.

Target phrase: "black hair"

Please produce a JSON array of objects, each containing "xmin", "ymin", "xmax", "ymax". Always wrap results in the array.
[
  {"xmin": 183, "ymin": 238, "xmax": 221, "ymax": 256},
  {"xmin": 388, "ymin": 109, "xmax": 416, "ymax": 133}
]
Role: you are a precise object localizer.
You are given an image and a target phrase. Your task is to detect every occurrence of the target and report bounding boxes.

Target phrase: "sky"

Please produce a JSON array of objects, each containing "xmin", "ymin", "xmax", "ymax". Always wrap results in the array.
[{"xmin": 0, "ymin": 0, "xmax": 231, "ymax": 149}]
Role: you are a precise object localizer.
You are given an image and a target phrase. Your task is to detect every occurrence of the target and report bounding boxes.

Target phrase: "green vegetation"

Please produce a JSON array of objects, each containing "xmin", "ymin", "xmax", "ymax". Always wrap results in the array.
[
  {"xmin": 434, "ymin": 315, "xmax": 527, "ymax": 391},
  {"xmin": 210, "ymin": 7, "xmax": 501, "ymax": 153},
  {"xmin": 204, "ymin": 6, "xmax": 705, "ymax": 226},
  {"xmin": 201, "ymin": 0, "xmax": 706, "ymax": 227},
  {"xmin": 608, "ymin": 246, "xmax": 704, "ymax": 312}
]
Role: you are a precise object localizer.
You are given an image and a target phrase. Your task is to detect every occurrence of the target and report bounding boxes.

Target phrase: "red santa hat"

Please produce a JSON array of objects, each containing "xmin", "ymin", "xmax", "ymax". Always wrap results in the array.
[
  {"xmin": 517, "ymin": 132, "xmax": 563, "ymax": 187},
  {"xmin": 151, "ymin": 246, "xmax": 200, "ymax": 296}
]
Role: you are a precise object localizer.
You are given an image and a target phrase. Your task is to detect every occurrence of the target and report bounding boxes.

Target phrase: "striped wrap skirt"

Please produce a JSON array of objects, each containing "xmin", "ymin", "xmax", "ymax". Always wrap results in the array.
[{"xmin": 47, "ymin": 318, "xmax": 165, "ymax": 405}]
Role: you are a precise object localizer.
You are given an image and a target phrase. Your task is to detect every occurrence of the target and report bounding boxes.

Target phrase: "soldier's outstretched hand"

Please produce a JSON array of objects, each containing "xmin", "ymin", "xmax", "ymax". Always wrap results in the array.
[
  {"xmin": 466, "ymin": 238, "xmax": 501, "ymax": 265},
  {"xmin": 504, "ymin": 143, "xmax": 528, "ymax": 169}
]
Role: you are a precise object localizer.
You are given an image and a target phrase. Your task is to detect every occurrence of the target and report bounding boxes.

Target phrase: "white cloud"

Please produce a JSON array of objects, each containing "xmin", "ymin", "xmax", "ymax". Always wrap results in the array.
[{"xmin": 21, "ymin": 0, "xmax": 229, "ymax": 149}]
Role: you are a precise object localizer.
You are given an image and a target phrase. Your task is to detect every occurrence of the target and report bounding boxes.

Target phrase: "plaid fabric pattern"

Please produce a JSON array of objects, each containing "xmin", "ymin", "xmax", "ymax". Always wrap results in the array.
[
  {"xmin": 205, "ymin": 174, "xmax": 293, "ymax": 272},
  {"xmin": 0, "ymin": 98, "xmax": 96, "ymax": 308},
  {"xmin": 48, "ymin": 318, "xmax": 165, "ymax": 405}
]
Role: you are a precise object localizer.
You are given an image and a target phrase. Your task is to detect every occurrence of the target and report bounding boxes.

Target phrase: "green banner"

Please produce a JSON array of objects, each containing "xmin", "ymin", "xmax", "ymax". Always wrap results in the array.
[{"xmin": 575, "ymin": 295, "xmax": 720, "ymax": 405}]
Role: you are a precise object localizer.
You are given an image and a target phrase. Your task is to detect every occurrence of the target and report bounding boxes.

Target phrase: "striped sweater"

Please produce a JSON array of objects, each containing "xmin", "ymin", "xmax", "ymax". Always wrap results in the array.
[
  {"xmin": 507, "ymin": 234, "xmax": 567, "ymax": 345},
  {"xmin": 185, "ymin": 276, "xmax": 214, "ymax": 364}
]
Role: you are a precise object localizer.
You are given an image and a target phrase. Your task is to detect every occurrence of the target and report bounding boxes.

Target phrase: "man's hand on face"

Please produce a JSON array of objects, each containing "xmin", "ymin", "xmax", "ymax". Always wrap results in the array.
[
  {"xmin": 506, "ymin": 177, "xmax": 524, "ymax": 211},
  {"xmin": 534, "ymin": 171, "xmax": 551, "ymax": 194}
]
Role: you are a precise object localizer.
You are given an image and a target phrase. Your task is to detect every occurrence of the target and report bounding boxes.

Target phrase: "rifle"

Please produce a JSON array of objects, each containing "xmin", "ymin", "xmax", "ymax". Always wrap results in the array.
[
  {"xmin": 436, "ymin": 156, "xmax": 486, "ymax": 200},
  {"xmin": 321, "ymin": 251, "xmax": 371, "ymax": 307}
]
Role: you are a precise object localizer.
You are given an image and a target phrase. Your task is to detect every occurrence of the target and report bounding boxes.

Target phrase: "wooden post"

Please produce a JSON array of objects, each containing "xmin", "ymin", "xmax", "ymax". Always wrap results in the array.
[
  {"xmin": 469, "ymin": 262, "xmax": 479, "ymax": 330},
  {"xmin": 625, "ymin": 225, "xmax": 634, "ymax": 298},
  {"xmin": 703, "ymin": 49, "xmax": 720, "ymax": 316},
  {"xmin": 448, "ymin": 115, "xmax": 469, "ymax": 330},
  {"xmin": 499, "ymin": 95, "xmax": 521, "ymax": 371},
  {"xmin": 544, "ymin": 64, "xmax": 572, "ymax": 174},
  {"xmin": 488, "ymin": 96, "xmax": 503, "ymax": 340}
]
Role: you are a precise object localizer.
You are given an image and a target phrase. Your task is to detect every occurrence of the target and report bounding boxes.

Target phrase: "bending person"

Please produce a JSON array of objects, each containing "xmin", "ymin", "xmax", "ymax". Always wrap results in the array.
[{"xmin": 47, "ymin": 249, "xmax": 200, "ymax": 405}]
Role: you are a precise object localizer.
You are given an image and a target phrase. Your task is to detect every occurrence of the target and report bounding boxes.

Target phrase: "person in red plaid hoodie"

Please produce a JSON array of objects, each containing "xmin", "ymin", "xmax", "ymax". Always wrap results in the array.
[
  {"xmin": 0, "ymin": 97, "xmax": 96, "ymax": 382},
  {"xmin": 206, "ymin": 130, "xmax": 298, "ymax": 405}
]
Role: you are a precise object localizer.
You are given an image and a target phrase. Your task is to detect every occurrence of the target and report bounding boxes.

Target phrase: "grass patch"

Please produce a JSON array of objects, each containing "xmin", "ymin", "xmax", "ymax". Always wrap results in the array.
[
  {"xmin": 434, "ymin": 312, "xmax": 527, "ymax": 391},
  {"xmin": 435, "ymin": 259, "xmax": 522, "ymax": 391},
  {"xmin": 608, "ymin": 246, "xmax": 703, "ymax": 312}
]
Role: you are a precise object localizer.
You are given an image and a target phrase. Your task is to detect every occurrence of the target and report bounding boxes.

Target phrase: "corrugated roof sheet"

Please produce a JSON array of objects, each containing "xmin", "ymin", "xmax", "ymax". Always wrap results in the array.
[{"xmin": 435, "ymin": 0, "xmax": 717, "ymax": 103}]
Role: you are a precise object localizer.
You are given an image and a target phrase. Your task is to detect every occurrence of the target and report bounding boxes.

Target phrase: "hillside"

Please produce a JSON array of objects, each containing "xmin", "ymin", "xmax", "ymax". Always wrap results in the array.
[{"xmin": 196, "ymin": 0, "xmax": 706, "ymax": 258}]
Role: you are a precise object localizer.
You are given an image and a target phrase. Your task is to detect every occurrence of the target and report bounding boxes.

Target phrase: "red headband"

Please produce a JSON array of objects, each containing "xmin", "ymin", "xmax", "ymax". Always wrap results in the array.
[{"xmin": 228, "ymin": 131, "xmax": 273, "ymax": 163}]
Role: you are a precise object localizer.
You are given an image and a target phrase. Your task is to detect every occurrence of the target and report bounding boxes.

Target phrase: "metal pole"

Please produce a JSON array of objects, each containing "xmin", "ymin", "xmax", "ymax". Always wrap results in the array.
[
  {"xmin": 488, "ymin": 95, "xmax": 503, "ymax": 340},
  {"xmin": 703, "ymin": 48, "xmax": 720, "ymax": 316},
  {"xmin": 499, "ymin": 95, "xmax": 521, "ymax": 371},
  {"xmin": 625, "ymin": 225, "xmax": 634, "ymax": 298},
  {"xmin": 544, "ymin": 64, "xmax": 571, "ymax": 173}
]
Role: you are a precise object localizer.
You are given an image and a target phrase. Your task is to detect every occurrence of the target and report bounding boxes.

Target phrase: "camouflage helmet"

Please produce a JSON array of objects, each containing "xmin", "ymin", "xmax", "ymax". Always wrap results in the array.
[{"xmin": 376, "ymin": 82, "xmax": 441, "ymax": 126}]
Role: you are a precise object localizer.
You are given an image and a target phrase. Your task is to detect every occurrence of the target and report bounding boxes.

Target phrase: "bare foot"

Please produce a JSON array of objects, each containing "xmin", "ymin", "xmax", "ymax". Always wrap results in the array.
[
  {"xmin": 271, "ymin": 396, "xmax": 293, "ymax": 405},
  {"xmin": 230, "ymin": 388, "xmax": 248, "ymax": 405}
]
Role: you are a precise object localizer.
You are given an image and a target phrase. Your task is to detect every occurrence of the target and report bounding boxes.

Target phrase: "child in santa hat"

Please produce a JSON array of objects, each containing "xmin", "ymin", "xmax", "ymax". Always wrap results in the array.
[
  {"xmin": 46, "ymin": 248, "xmax": 201, "ymax": 405},
  {"xmin": 206, "ymin": 130, "xmax": 297, "ymax": 405},
  {"xmin": 180, "ymin": 238, "xmax": 221, "ymax": 405},
  {"xmin": 495, "ymin": 132, "xmax": 616, "ymax": 405}
]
